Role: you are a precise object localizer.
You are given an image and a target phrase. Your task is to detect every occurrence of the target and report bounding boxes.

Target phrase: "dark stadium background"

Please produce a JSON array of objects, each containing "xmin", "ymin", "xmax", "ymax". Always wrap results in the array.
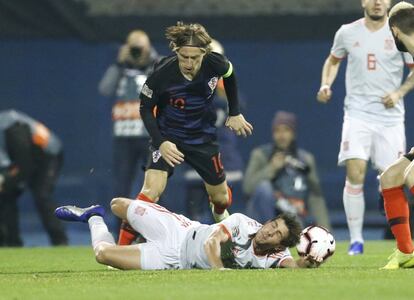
[{"xmin": 1, "ymin": 0, "xmax": 412, "ymax": 245}]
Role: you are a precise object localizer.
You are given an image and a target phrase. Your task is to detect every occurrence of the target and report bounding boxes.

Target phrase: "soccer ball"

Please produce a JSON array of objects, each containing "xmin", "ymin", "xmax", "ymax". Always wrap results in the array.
[{"xmin": 296, "ymin": 225, "xmax": 335, "ymax": 261}]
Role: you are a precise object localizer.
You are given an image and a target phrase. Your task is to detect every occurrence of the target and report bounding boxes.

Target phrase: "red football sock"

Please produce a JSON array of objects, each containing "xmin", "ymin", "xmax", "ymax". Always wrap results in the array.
[
  {"xmin": 136, "ymin": 192, "xmax": 154, "ymax": 203},
  {"xmin": 383, "ymin": 186, "xmax": 413, "ymax": 254},
  {"xmin": 213, "ymin": 186, "xmax": 233, "ymax": 215},
  {"xmin": 118, "ymin": 220, "xmax": 138, "ymax": 245}
]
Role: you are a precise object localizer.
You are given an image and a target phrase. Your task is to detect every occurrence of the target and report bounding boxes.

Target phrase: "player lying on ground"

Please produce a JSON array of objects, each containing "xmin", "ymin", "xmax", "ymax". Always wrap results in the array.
[
  {"xmin": 55, "ymin": 198, "xmax": 322, "ymax": 270},
  {"xmin": 379, "ymin": 1, "xmax": 414, "ymax": 270}
]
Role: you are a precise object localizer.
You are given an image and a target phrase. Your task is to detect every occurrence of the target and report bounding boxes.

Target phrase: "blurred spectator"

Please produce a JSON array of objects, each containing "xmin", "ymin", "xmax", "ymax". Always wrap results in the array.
[
  {"xmin": 98, "ymin": 30, "xmax": 160, "ymax": 210},
  {"xmin": 243, "ymin": 111, "xmax": 331, "ymax": 229},
  {"xmin": 183, "ymin": 40, "xmax": 245, "ymax": 221},
  {"xmin": 0, "ymin": 110, "xmax": 67, "ymax": 246}
]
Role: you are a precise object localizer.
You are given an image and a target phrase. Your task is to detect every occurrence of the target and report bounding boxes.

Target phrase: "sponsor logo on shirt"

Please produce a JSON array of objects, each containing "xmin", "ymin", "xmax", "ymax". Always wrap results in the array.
[
  {"xmin": 208, "ymin": 77, "xmax": 218, "ymax": 92},
  {"xmin": 141, "ymin": 83, "xmax": 153, "ymax": 98},
  {"xmin": 152, "ymin": 150, "xmax": 162, "ymax": 163},
  {"xmin": 352, "ymin": 41, "xmax": 360, "ymax": 48}
]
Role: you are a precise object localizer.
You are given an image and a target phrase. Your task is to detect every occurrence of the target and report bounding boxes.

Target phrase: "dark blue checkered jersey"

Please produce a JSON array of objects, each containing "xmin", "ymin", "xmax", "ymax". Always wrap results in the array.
[{"xmin": 139, "ymin": 52, "xmax": 232, "ymax": 146}]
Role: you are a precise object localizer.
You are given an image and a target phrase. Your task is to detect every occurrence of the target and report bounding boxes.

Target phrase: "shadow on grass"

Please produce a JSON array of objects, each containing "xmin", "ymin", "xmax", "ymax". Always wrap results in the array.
[{"xmin": 0, "ymin": 269, "xmax": 107, "ymax": 275}]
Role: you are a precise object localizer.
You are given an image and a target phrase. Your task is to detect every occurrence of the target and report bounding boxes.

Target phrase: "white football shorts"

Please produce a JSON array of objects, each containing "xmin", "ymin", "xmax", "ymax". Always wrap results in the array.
[
  {"xmin": 338, "ymin": 116, "xmax": 405, "ymax": 171},
  {"xmin": 126, "ymin": 200, "xmax": 200, "ymax": 270}
]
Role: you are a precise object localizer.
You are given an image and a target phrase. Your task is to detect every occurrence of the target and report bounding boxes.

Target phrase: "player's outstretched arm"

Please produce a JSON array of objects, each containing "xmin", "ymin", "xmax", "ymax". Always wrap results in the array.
[
  {"xmin": 317, "ymin": 55, "xmax": 342, "ymax": 103},
  {"xmin": 280, "ymin": 255, "xmax": 322, "ymax": 268},
  {"xmin": 222, "ymin": 70, "xmax": 253, "ymax": 137},
  {"xmin": 204, "ymin": 225, "xmax": 231, "ymax": 269}
]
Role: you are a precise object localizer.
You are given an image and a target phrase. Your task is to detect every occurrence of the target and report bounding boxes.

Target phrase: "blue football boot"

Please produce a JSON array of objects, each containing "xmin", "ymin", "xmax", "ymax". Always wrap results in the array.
[
  {"xmin": 55, "ymin": 205, "xmax": 105, "ymax": 223},
  {"xmin": 348, "ymin": 241, "xmax": 364, "ymax": 255}
]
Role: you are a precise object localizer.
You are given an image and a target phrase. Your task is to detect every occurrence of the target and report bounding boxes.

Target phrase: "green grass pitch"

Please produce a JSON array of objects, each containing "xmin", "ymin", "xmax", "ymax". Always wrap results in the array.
[{"xmin": 1, "ymin": 241, "xmax": 414, "ymax": 300}]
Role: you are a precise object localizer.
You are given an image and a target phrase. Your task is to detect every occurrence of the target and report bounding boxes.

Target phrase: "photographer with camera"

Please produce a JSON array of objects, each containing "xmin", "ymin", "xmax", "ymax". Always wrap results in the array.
[
  {"xmin": 98, "ymin": 30, "xmax": 160, "ymax": 238},
  {"xmin": 0, "ymin": 110, "xmax": 67, "ymax": 246},
  {"xmin": 243, "ymin": 111, "xmax": 331, "ymax": 229}
]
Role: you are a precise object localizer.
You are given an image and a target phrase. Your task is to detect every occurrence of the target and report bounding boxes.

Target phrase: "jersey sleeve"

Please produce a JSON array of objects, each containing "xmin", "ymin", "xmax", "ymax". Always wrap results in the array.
[
  {"xmin": 218, "ymin": 213, "xmax": 245, "ymax": 242},
  {"xmin": 275, "ymin": 248, "xmax": 293, "ymax": 268},
  {"xmin": 139, "ymin": 74, "xmax": 167, "ymax": 148},
  {"xmin": 330, "ymin": 26, "xmax": 347, "ymax": 59},
  {"xmin": 139, "ymin": 73, "xmax": 157, "ymax": 103},
  {"xmin": 206, "ymin": 52, "xmax": 233, "ymax": 78},
  {"xmin": 403, "ymin": 52, "xmax": 414, "ymax": 67}
]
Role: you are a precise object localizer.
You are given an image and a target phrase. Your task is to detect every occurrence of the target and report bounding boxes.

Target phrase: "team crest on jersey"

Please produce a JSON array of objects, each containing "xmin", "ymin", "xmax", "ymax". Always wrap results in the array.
[
  {"xmin": 152, "ymin": 150, "xmax": 162, "ymax": 163},
  {"xmin": 384, "ymin": 39, "xmax": 394, "ymax": 51},
  {"xmin": 134, "ymin": 206, "xmax": 147, "ymax": 216},
  {"xmin": 141, "ymin": 83, "xmax": 153, "ymax": 98},
  {"xmin": 232, "ymin": 226, "xmax": 240, "ymax": 238},
  {"xmin": 208, "ymin": 77, "xmax": 218, "ymax": 92}
]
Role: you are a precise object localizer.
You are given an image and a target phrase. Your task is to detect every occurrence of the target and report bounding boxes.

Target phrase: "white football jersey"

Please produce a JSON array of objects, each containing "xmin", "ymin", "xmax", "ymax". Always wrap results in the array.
[
  {"xmin": 331, "ymin": 18, "xmax": 413, "ymax": 125},
  {"xmin": 180, "ymin": 213, "xmax": 292, "ymax": 269}
]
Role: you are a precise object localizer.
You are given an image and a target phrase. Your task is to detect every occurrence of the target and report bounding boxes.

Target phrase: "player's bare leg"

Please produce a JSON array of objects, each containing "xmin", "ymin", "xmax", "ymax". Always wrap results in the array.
[
  {"xmin": 139, "ymin": 169, "xmax": 168, "ymax": 202},
  {"xmin": 205, "ymin": 180, "xmax": 232, "ymax": 222},
  {"xmin": 55, "ymin": 204, "xmax": 142, "ymax": 270},
  {"xmin": 94, "ymin": 243, "xmax": 142, "ymax": 270},
  {"xmin": 344, "ymin": 159, "xmax": 367, "ymax": 255},
  {"xmin": 118, "ymin": 169, "xmax": 167, "ymax": 245},
  {"xmin": 380, "ymin": 155, "xmax": 414, "ymax": 269}
]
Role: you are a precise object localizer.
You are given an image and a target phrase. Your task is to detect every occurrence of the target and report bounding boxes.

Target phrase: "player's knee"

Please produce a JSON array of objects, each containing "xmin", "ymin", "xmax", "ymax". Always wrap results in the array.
[
  {"xmin": 346, "ymin": 169, "xmax": 364, "ymax": 184},
  {"xmin": 94, "ymin": 244, "xmax": 110, "ymax": 265},
  {"xmin": 404, "ymin": 165, "xmax": 414, "ymax": 188},
  {"xmin": 110, "ymin": 197, "xmax": 130, "ymax": 219},
  {"xmin": 380, "ymin": 165, "xmax": 404, "ymax": 188}
]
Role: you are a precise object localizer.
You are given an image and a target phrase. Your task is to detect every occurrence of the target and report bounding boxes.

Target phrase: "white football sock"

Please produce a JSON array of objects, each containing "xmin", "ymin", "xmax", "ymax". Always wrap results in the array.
[
  {"xmin": 343, "ymin": 181, "xmax": 365, "ymax": 243},
  {"xmin": 88, "ymin": 216, "xmax": 115, "ymax": 253}
]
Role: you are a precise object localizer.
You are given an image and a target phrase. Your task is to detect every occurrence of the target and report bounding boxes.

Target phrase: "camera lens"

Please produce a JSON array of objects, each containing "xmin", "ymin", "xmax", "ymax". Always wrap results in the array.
[{"xmin": 130, "ymin": 47, "xmax": 143, "ymax": 58}]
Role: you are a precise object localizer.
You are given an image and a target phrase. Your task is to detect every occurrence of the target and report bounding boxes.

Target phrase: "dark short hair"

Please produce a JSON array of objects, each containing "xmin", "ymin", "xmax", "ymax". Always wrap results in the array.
[
  {"xmin": 389, "ymin": 7, "xmax": 414, "ymax": 35},
  {"xmin": 274, "ymin": 213, "xmax": 302, "ymax": 248}
]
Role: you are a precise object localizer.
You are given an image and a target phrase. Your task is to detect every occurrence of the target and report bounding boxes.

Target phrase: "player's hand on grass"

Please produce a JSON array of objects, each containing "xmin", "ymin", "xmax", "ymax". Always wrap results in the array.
[
  {"xmin": 303, "ymin": 254, "xmax": 323, "ymax": 268},
  {"xmin": 225, "ymin": 114, "xmax": 253, "ymax": 137},
  {"xmin": 382, "ymin": 90, "xmax": 402, "ymax": 109},
  {"xmin": 317, "ymin": 85, "xmax": 332, "ymax": 103},
  {"xmin": 159, "ymin": 141, "xmax": 184, "ymax": 167}
]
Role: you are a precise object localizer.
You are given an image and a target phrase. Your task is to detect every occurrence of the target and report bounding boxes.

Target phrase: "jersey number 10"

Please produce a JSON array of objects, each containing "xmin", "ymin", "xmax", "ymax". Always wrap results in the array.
[{"xmin": 367, "ymin": 53, "xmax": 376, "ymax": 70}]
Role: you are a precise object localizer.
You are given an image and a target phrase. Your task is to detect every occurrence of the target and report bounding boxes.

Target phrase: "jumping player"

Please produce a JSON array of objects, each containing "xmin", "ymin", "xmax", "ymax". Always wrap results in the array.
[
  {"xmin": 118, "ymin": 22, "xmax": 253, "ymax": 245},
  {"xmin": 379, "ymin": 1, "xmax": 414, "ymax": 269},
  {"xmin": 55, "ymin": 198, "xmax": 322, "ymax": 270},
  {"xmin": 316, "ymin": 0, "xmax": 414, "ymax": 255}
]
